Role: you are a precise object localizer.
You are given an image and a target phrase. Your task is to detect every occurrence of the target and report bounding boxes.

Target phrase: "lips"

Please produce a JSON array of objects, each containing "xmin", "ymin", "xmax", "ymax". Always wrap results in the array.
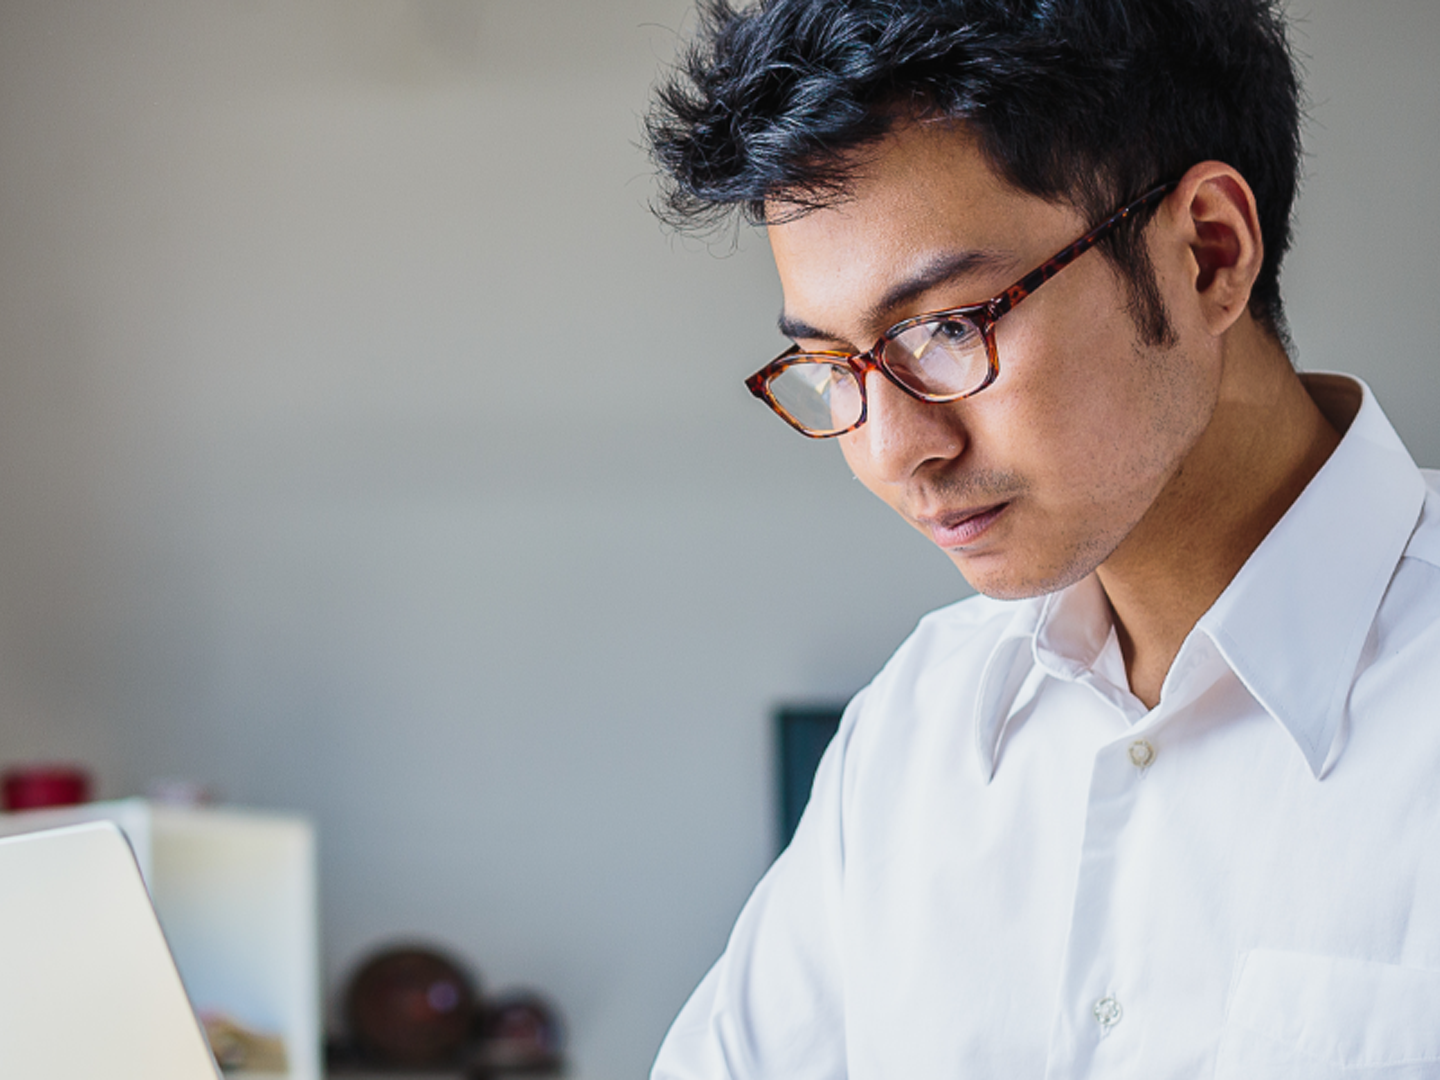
[{"xmin": 922, "ymin": 502, "xmax": 1009, "ymax": 549}]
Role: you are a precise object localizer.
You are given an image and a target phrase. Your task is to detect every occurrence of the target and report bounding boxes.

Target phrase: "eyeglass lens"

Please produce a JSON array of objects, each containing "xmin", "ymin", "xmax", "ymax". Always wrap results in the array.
[{"xmin": 766, "ymin": 313, "xmax": 992, "ymax": 435}]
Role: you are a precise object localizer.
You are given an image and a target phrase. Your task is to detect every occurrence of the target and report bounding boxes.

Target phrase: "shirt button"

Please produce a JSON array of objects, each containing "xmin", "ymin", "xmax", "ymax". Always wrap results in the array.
[
  {"xmin": 1093, "ymin": 994, "xmax": 1123, "ymax": 1032},
  {"xmin": 1128, "ymin": 739, "xmax": 1155, "ymax": 769}
]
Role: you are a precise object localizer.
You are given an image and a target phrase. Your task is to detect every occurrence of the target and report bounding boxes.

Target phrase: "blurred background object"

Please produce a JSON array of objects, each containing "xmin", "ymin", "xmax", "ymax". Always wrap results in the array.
[
  {"xmin": 774, "ymin": 706, "xmax": 844, "ymax": 852},
  {"xmin": 330, "ymin": 945, "xmax": 565, "ymax": 1078},
  {"xmin": 2, "ymin": 764, "xmax": 92, "ymax": 811},
  {"xmin": 147, "ymin": 777, "xmax": 220, "ymax": 807},
  {"xmin": 203, "ymin": 1013, "xmax": 290, "ymax": 1074},
  {"xmin": 0, "ymin": 797, "xmax": 319, "ymax": 1078},
  {"xmin": 471, "ymin": 991, "xmax": 564, "ymax": 1077},
  {"xmin": 345, "ymin": 946, "xmax": 478, "ymax": 1069},
  {"xmin": 0, "ymin": 2, "xmax": 1433, "ymax": 1076}
]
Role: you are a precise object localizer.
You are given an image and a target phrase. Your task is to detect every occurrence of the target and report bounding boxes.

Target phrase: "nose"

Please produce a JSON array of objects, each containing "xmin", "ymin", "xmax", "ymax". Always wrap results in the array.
[{"xmin": 853, "ymin": 368, "xmax": 966, "ymax": 485}]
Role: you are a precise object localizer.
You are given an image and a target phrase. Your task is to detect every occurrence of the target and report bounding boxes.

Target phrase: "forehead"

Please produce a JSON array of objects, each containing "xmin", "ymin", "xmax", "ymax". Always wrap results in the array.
[{"xmin": 767, "ymin": 121, "xmax": 1083, "ymax": 340}]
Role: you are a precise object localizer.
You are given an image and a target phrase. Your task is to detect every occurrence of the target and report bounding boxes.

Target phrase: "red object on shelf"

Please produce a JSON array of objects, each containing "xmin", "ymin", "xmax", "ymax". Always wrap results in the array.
[
  {"xmin": 345, "ymin": 946, "xmax": 478, "ymax": 1069},
  {"xmin": 2, "ymin": 765, "xmax": 92, "ymax": 811}
]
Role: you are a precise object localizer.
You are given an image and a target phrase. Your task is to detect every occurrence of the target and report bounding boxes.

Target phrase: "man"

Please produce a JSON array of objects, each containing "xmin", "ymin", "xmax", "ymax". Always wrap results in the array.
[{"xmin": 647, "ymin": 1, "xmax": 1440, "ymax": 1076}]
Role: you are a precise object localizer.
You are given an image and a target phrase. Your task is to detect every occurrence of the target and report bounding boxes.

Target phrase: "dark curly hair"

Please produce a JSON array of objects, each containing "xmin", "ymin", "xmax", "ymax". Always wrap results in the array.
[{"xmin": 646, "ymin": 0, "xmax": 1302, "ymax": 345}]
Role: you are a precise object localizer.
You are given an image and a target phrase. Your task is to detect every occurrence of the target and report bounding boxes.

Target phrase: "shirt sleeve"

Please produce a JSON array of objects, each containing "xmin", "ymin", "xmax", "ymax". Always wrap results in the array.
[{"xmin": 651, "ymin": 692, "xmax": 862, "ymax": 1080}]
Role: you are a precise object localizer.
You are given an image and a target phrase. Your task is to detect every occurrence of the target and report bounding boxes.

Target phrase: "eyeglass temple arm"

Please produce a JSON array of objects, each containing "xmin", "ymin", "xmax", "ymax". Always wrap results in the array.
[{"xmin": 987, "ymin": 181, "xmax": 1178, "ymax": 321}]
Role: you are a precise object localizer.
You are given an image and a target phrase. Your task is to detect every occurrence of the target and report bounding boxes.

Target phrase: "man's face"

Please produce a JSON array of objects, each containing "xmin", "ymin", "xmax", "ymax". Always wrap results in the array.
[{"xmin": 767, "ymin": 122, "xmax": 1219, "ymax": 600}]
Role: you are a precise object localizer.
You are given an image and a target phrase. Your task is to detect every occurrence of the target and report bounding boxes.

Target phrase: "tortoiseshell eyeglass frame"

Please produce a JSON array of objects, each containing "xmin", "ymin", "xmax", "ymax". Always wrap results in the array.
[{"xmin": 745, "ymin": 180, "xmax": 1180, "ymax": 438}]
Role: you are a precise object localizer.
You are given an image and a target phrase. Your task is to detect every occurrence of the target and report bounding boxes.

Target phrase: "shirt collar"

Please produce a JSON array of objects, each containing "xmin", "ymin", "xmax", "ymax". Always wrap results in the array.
[
  {"xmin": 974, "ymin": 598, "xmax": 1044, "ymax": 780},
  {"xmin": 1197, "ymin": 373, "xmax": 1427, "ymax": 778},
  {"xmin": 974, "ymin": 373, "xmax": 1427, "ymax": 782}
]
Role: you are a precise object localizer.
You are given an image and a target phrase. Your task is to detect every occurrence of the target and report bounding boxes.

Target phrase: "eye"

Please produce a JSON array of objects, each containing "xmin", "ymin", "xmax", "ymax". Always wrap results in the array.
[{"xmin": 931, "ymin": 318, "xmax": 981, "ymax": 349}]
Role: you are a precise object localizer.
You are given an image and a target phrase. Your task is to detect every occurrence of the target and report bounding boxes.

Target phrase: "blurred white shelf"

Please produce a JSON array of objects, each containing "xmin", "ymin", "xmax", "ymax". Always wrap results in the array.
[{"xmin": 0, "ymin": 798, "xmax": 320, "ymax": 1080}]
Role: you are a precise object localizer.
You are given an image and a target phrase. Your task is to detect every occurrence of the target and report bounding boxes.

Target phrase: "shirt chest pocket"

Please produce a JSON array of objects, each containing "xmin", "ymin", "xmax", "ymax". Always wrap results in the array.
[{"xmin": 1215, "ymin": 950, "xmax": 1440, "ymax": 1079}]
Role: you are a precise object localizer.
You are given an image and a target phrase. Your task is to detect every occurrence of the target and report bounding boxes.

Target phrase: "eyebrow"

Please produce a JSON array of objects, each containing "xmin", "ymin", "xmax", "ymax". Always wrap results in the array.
[{"xmin": 777, "ymin": 248, "xmax": 1014, "ymax": 345}]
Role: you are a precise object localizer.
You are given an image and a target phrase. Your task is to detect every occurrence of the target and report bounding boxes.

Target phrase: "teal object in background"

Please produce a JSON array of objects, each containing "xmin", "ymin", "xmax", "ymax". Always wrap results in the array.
[{"xmin": 776, "ymin": 706, "xmax": 845, "ymax": 852}]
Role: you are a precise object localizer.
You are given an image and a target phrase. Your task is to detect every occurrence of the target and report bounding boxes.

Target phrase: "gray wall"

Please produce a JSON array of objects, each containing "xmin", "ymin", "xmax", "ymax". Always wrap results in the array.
[{"xmin": 0, "ymin": 2, "xmax": 1434, "ymax": 1077}]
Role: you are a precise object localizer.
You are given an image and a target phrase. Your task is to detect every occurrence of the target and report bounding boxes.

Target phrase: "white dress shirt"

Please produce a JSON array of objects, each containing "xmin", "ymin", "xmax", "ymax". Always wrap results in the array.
[{"xmin": 654, "ymin": 374, "xmax": 1440, "ymax": 1079}]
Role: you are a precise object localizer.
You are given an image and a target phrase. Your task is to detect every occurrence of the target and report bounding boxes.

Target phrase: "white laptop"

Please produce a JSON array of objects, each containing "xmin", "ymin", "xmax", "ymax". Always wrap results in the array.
[{"xmin": 0, "ymin": 821, "xmax": 222, "ymax": 1079}]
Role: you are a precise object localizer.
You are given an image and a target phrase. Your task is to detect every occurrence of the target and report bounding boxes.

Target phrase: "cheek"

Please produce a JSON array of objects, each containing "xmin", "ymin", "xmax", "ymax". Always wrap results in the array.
[
  {"xmin": 836, "ymin": 432, "xmax": 880, "ymax": 497},
  {"xmin": 981, "ymin": 319, "xmax": 1125, "ymax": 461},
  {"xmin": 988, "ymin": 313, "xmax": 1206, "ymax": 502},
  {"xmin": 838, "ymin": 432, "xmax": 896, "ymax": 508}
]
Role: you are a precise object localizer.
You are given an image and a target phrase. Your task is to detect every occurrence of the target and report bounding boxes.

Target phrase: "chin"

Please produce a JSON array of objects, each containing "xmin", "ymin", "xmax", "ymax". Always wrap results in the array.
[
  {"xmin": 960, "ymin": 573, "xmax": 1060, "ymax": 602},
  {"xmin": 948, "ymin": 543, "xmax": 1104, "ymax": 602}
]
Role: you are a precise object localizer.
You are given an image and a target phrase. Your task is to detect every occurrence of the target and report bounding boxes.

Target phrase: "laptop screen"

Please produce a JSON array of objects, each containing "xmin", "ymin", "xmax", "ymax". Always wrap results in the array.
[{"xmin": 0, "ymin": 821, "xmax": 221, "ymax": 1079}]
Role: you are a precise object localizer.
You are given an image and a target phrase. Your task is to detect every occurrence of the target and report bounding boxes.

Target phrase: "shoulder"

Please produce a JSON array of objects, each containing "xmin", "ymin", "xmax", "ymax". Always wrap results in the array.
[
  {"xmin": 1362, "ymin": 467, "xmax": 1440, "ymax": 692},
  {"xmin": 842, "ymin": 591, "xmax": 1034, "ymax": 749},
  {"xmin": 1403, "ymin": 468, "xmax": 1440, "ymax": 569},
  {"xmin": 895, "ymin": 590, "xmax": 1028, "ymax": 658},
  {"xmin": 866, "ymin": 591, "xmax": 1026, "ymax": 690}
]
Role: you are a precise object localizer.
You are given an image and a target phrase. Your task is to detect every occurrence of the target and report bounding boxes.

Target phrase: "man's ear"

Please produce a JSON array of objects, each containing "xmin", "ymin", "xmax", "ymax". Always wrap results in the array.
[{"xmin": 1167, "ymin": 162, "xmax": 1264, "ymax": 336}]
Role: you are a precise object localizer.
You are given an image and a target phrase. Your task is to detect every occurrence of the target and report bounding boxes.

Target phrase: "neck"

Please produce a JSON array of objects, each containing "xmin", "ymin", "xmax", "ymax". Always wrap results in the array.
[{"xmin": 1096, "ymin": 318, "xmax": 1341, "ymax": 709}]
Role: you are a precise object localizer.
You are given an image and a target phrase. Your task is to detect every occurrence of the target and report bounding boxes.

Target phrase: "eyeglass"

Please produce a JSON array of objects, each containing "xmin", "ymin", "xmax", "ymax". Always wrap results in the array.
[{"xmin": 744, "ymin": 181, "xmax": 1178, "ymax": 437}]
